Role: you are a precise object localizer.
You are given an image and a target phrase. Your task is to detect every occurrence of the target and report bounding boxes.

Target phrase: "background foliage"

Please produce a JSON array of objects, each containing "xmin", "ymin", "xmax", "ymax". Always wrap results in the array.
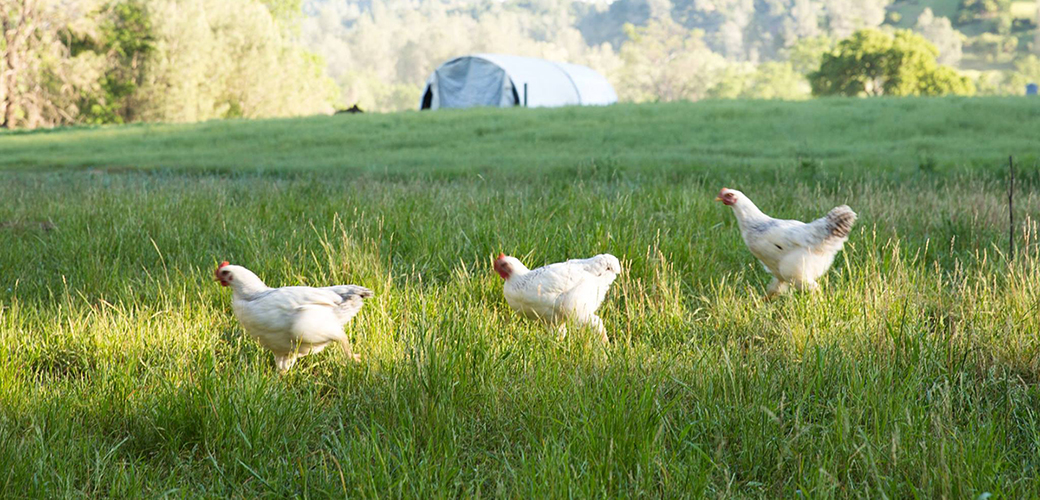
[
  {"xmin": 810, "ymin": 29, "xmax": 976, "ymax": 96},
  {"xmin": 2, "ymin": 0, "xmax": 1040, "ymax": 125},
  {"xmin": 0, "ymin": 0, "xmax": 336, "ymax": 129}
]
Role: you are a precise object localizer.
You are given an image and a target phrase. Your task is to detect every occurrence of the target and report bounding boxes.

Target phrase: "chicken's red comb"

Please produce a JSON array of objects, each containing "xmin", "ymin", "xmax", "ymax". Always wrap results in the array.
[
  {"xmin": 496, "ymin": 253, "xmax": 506, "ymax": 260},
  {"xmin": 217, "ymin": 261, "xmax": 230, "ymax": 269}
]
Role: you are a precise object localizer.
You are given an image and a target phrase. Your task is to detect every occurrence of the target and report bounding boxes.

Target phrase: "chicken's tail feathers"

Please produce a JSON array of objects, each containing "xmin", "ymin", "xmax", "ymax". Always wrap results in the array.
[
  {"xmin": 328, "ymin": 285, "xmax": 374, "ymax": 323},
  {"xmin": 825, "ymin": 205, "xmax": 857, "ymax": 239},
  {"xmin": 579, "ymin": 253, "xmax": 621, "ymax": 276},
  {"xmin": 327, "ymin": 285, "xmax": 375, "ymax": 301},
  {"xmin": 594, "ymin": 253, "xmax": 622, "ymax": 274}
]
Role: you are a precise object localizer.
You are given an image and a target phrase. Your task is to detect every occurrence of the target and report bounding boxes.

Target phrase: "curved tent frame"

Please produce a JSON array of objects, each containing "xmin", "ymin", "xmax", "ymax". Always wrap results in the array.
[{"xmin": 420, "ymin": 54, "xmax": 617, "ymax": 110}]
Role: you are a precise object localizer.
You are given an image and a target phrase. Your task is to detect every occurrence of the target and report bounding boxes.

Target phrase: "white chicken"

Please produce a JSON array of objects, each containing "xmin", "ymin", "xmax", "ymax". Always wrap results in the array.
[
  {"xmin": 493, "ymin": 253, "xmax": 621, "ymax": 343},
  {"xmin": 215, "ymin": 262, "xmax": 374, "ymax": 372},
  {"xmin": 716, "ymin": 188, "xmax": 856, "ymax": 299}
]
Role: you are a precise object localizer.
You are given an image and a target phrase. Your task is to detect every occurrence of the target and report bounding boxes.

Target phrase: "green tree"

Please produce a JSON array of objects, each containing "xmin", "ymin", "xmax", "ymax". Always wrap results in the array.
[
  {"xmin": 1001, "ymin": 54, "xmax": 1040, "ymax": 93},
  {"xmin": 958, "ymin": 0, "xmax": 1011, "ymax": 24},
  {"xmin": 914, "ymin": 8, "xmax": 963, "ymax": 66},
  {"xmin": 708, "ymin": 61, "xmax": 811, "ymax": 100},
  {"xmin": 809, "ymin": 29, "xmax": 976, "ymax": 97},
  {"xmin": 1, "ymin": 0, "xmax": 99, "ymax": 129},
  {"xmin": 616, "ymin": 17, "xmax": 725, "ymax": 102},
  {"xmin": 72, "ymin": 0, "xmax": 153, "ymax": 124},
  {"xmin": 260, "ymin": 0, "xmax": 303, "ymax": 33},
  {"xmin": 785, "ymin": 35, "xmax": 834, "ymax": 74},
  {"xmin": 138, "ymin": 0, "xmax": 337, "ymax": 122},
  {"xmin": 743, "ymin": 62, "xmax": 811, "ymax": 99}
]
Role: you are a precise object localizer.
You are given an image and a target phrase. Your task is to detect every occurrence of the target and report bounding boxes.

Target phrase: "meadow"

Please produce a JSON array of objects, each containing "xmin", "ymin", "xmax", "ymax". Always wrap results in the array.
[{"xmin": 2, "ymin": 97, "xmax": 1040, "ymax": 497}]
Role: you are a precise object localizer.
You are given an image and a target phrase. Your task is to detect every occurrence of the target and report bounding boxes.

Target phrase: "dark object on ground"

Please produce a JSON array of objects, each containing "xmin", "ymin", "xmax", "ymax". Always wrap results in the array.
[{"xmin": 336, "ymin": 104, "xmax": 363, "ymax": 114}]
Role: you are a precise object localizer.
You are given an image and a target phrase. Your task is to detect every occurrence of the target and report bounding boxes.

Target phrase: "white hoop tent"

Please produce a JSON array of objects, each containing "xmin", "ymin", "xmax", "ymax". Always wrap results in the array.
[{"xmin": 419, "ymin": 54, "xmax": 618, "ymax": 110}]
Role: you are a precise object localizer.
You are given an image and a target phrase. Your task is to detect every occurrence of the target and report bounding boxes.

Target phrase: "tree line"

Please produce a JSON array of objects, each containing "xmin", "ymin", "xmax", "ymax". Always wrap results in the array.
[{"xmin": 1, "ymin": 0, "xmax": 334, "ymax": 129}]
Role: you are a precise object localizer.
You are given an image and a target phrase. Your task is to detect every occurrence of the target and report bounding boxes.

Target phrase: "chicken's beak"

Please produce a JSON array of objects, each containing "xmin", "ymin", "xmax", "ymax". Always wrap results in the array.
[
  {"xmin": 493, "ymin": 254, "xmax": 510, "ymax": 280},
  {"xmin": 214, "ymin": 261, "xmax": 230, "ymax": 286},
  {"xmin": 714, "ymin": 196, "xmax": 722, "ymax": 202}
]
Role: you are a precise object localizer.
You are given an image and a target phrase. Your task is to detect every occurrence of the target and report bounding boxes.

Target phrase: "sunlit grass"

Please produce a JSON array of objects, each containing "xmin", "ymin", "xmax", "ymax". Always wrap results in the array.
[{"xmin": 1, "ymin": 99, "xmax": 1040, "ymax": 497}]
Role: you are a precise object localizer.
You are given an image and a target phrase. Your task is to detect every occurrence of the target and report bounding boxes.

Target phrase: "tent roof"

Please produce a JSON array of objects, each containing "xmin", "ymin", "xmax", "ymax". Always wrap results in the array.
[
  {"xmin": 421, "ymin": 54, "xmax": 617, "ymax": 109},
  {"xmin": 471, "ymin": 54, "xmax": 616, "ymax": 106}
]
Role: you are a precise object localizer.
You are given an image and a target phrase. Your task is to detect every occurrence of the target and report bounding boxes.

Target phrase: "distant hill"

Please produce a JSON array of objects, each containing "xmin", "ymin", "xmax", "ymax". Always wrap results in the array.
[{"xmin": 571, "ymin": 0, "xmax": 1038, "ymax": 66}]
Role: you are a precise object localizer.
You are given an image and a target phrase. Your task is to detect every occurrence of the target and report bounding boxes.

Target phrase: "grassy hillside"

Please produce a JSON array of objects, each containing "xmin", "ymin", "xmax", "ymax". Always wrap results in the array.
[
  {"xmin": 2, "ymin": 99, "xmax": 1040, "ymax": 497},
  {"xmin": 2, "ymin": 98, "xmax": 1039, "ymax": 177}
]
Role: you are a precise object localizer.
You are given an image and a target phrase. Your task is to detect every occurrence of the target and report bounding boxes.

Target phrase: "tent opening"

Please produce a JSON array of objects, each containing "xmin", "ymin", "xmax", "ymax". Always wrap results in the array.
[
  {"xmin": 510, "ymin": 84, "xmax": 520, "ymax": 106},
  {"xmin": 421, "ymin": 88, "xmax": 434, "ymax": 110}
]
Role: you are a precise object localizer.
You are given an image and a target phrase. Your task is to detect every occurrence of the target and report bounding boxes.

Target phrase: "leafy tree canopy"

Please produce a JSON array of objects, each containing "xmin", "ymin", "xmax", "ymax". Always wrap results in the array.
[{"xmin": 809, "ymin": 29, "xmax": 976, "ymax": 97}]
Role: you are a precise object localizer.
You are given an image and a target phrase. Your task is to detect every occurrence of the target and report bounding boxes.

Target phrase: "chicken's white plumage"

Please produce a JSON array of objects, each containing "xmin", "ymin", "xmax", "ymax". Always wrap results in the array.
[
  {"xmin": 716, "ymin": 188, "xmax": 856, "ymax": 298},
  {"xmin": 215, "ymin": 262, "xmax": 373, "ymax": 372},
  {"xmin": 494, "ymin": 254, "xmax": 620, "ymax": 342}
]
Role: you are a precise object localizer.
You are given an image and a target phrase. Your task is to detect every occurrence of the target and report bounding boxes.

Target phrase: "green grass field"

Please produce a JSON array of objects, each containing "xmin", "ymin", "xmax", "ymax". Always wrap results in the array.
[{"xmin": 2, "ymin": 98, "xmax": 1040, "ymax": 497}]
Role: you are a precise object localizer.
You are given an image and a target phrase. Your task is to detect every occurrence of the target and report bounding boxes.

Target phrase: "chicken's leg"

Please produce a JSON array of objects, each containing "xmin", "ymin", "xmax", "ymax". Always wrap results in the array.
[
  {"xmin": 584, "ymin": 315, "xmax": 609, "ymax": 344},
  {"xmin": 339, "ymin": 339, "xmax": 362, "ymax": 363},
  {"xmin": 549, "ymin": 322, "xmax": 568, "ymax": 340},
  {"xmin": 765, "ymin": 278, "xmax": 789, "ymax": 301},
  {"xmin": 795, "ymin": 280, "xmax": 820, "ymax": 293},
  {"xmin": 275, "ymin": 354, "xmax": 297, "ymax": 373}
]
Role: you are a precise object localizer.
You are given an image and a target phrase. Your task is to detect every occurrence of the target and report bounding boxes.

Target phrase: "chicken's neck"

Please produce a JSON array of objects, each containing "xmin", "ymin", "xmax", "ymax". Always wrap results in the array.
[
  {"xmin": 230, "ymin": 271, "xmax": 270, "ymax": 300},
  {"xmin": 505, "ymin": 267, "xmax": 530, "ymax": 283},
  {"xmin": 730, "ymin": 198, "xmax": 770, "ymax": 229}
]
